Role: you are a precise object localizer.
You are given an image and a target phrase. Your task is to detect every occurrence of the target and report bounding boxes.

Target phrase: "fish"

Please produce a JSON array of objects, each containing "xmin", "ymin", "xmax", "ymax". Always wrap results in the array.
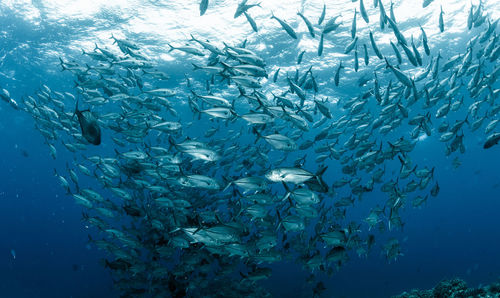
[
  {"xmin": 270, "ymin": 12, "xmax": 297, "ymax": 39},
  {"xmin": 400, "ymin": 42, "xmax": 418, "ymax": 66},
  {"xmin": 199, "ymin": 0, "xmax": 209, "ymax": 16},
  {"xmin": 386, "ymin": 16, "xmax": 407, "ymax": 46},
  {"xmin": 176, "ymin": 174, "xmax": 220, "ymax": 190},
  {"xmin": 190, "ymin": 91, "xmax": 232, "ymax": 107},
  {"xmin": 360, "ymin": 0, "xmax": 369, "ymax": 24},
  {"xmin": 334, "ymin": 62, "xmax": 344, "ymax": 86},
  {"xmin": 439, "ymin": 6, "xmax": 445, "ymax": 32},
  {"xmin": 322, "ymin": 17, "xmax": 341, "ymax": 34},
  {"xmin": 253, "ymin": 129, "xmax": 297, "ymax": 151},
  {"xmin": 420, "ymin": 26, "xmax": 431, "ymax": 56},
  {"xmin": 226, "ymin": 176, "xmax": 267, "ymax": 192},
  {"xmin": 363, "ymin": 44, "xmax": 369, "ymax": 65},
  {"xmin": 411, "ymin": 36, "xmax": 423, "ymax": 66},
  {"xmin": 390, "ymin": 1, "xmax": 396, "ymax": 23},
  {"xmin": 190, "ymin": 34, "xmax": 223, "ymax": 55},
  {"xmin": 9, "ymin": 8, "xmax": 500, "ymax": 296},
  {"xmin": 351, "ymin": 8, "xmax": 357, "ymax": 39},
  {"xmin": 385, "ymin": 58, "xmax": 412, "ymax": 87},
  {"xmin": 273, "ymin": 68, "xmax": 280, "ymax": 82},
  {"xmin": 318, "ymin": 34, "xmax": 324, "ymax": 56},
  {"xmin": 297, "ymin": 12, "xmax": 315, "ymax": 38},
  {"xmin": 297, "ymin": 50, "xmax": 306, "ymax": 64},
  {"xmin": 244, "ymin": 12, "xmax": 258, "ymax": 32},
  {"xmin": 378, "ymin": 0, "xmax": 387, "ymax": 30},
  {"xmin": 318, "ymin": 4, "xmax": 326, "ymax": 25},
  {"xmin": 345, "ymin": 37, "xmax": 358, "ymax": 54},
  {"xmin": 234, "ymin": 0, "xmax": 261, "ymax": 19},
  {"xmin": 168, "ymin": 44, "xmax": 205, "ymax": 56},
  {"xmin": 241, "ymin": 112, "xmax": 274, "ymax": 124},
  {"xmin": 231, "ymin": 76, "xmax": 262, "ymax": 88},
  {"xmin": 484, "ymin": 133, "xmax": 500, "ymax": 149},
  {"xmin": 265, "ymin": 166, "xmax": 326, "ymax": 185},
  {"xmin": 422, "ymin": 0, "xmax": 434, "ymax": 8},
  {"xmin": 74, "ymin": 100, "xmax": 101, "ymax": 145},
  {"xmin": 354, "ymin": 47, "xmax": 359, "ymax": 72},
  {"xmin": 369, "ymin": 31, "xmax": 383, "ymax": 59}
]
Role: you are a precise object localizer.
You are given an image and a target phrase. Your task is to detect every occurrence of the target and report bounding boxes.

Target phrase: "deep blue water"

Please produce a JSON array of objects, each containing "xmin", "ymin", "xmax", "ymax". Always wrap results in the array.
[{"xmin": 1, "ymin": 0, "xmax": 499, "ymax": 297}]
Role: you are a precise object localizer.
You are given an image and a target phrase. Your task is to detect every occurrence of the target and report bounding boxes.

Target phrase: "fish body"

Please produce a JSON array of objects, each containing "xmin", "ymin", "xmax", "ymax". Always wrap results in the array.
[
  {"xmin": 484, "ymin": 133, "xmax": 500, "ymax": 149},
  {"xmin": 297, "ymin": 12, "xmax": 315, "ymax": 38},
  {"xmin": 439, "ymin": 6, "xmax": 444, "ymax": 32},
  {"xmin": 369, "ymin": 31, "xmax": 383, "ymax": 59},
  {"xmin": 244, "ymin": 12, "xmax": 258, "ymax": 32},
  {"xmin": 360, "ymin": 0, "xmax": 369, "ymax": 23},
  {"xmin": 318, "ymin": 34, "xmax": 324, "ymax": 56},
  {"xmin": 265, "ymin": 167, "xmax": 314, "ymax": 184},
  {"xmin": 271, "ymin": 13, "xmax": 297, "ymax": 39},
  {"xmin": 351, "ymin": 9, "xmax": 357, "ymax": 39},
  {"xmin": 318, "ymin": 4, "xmax": 326, "ymax": 25},
  {"xmin": 75, "ymin": 100, "xmax": 101, "ymax": 145},
  {"xmin": 200, "ymin": 0, "xmax": 209, "ymax": 16},
  {"xmin": 420, "ymin": 26, "xmax": 430, "ymax": 55}
]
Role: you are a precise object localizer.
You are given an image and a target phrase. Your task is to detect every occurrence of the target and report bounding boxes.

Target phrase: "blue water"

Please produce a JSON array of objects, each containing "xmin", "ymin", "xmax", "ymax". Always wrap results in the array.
[{"xmin": 1, "ymin": 0, "xmax": 499, "ymax": 297}]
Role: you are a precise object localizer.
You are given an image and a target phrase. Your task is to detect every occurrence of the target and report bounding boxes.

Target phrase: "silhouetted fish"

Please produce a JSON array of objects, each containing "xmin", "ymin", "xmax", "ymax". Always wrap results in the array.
[{"xmin": 75, "ymin": 99, "xmax": 101, "ymax": 145}]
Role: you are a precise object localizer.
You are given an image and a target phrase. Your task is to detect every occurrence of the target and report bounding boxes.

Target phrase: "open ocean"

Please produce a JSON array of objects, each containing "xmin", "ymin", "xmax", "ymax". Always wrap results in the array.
[{"xmin": 0, "ymin": 0, "xmax": 499, "ymax": 297}]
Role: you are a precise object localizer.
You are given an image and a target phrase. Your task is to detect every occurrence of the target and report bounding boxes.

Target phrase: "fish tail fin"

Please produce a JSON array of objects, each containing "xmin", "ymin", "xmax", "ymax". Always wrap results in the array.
[
  {"xmin": 384, "ymin": 57, "xmax": 390, "ymax": 69},
  {"xmin": 167, "ymin": 43, "xmax": 174, "ymax": 52},
  {"xmin": 276, "ymin": 210, "xmax": 282, "ymax": 231},
  {"xmin": 167, "ymin": 136, "xmax": 177, "ymax": 151},
  {"xmin": 214, "ymin": 213, "xmax": 224, "ymax": 225},
  {"xmin": 295, "ymin": 104, "xmax": 303, "ymax": 115},
  {"xmin": 315, "ymin": 165, "xmax": 328, "ymax": 179},
  {"xmin": 59, "ymin": 57, "xmax": 67, "ymax": 71},
  {"xmin": 192, "ymin": 63, "xmax": 202, "ymax": 70},
  {"xmin": 72, "ymin": 96, "xmax": 79, "ymax": 121},
  {"xmin": 222, "ymin": 177, "xmax": 232, "ymax": 192},
  {"xmin": 188, "ymin": 99, "xmax": 200, "ymax": 122},
  {"xmin": 190, "ymin": 90, "xmax": 199, "ymax": 98},
  {"xmin": 425, "ymin": 112, "xmax": 432, "ymax": 125},
  {"xmin": 252, "ymin": 127, "xmax": 262, "ymax": 143}
]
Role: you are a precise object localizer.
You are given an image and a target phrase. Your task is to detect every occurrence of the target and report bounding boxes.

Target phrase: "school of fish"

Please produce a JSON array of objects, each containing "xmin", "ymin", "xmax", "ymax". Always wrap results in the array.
[{"xmin": 1, "ymin": 0, "xmax": 499, "ymax": 296}]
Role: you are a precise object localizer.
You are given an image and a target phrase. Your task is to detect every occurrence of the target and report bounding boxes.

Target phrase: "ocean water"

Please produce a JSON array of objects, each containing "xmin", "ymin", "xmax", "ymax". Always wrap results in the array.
[{"xmin": 0, "ymin": 0, "xmax": 499, "ymax": 297}]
